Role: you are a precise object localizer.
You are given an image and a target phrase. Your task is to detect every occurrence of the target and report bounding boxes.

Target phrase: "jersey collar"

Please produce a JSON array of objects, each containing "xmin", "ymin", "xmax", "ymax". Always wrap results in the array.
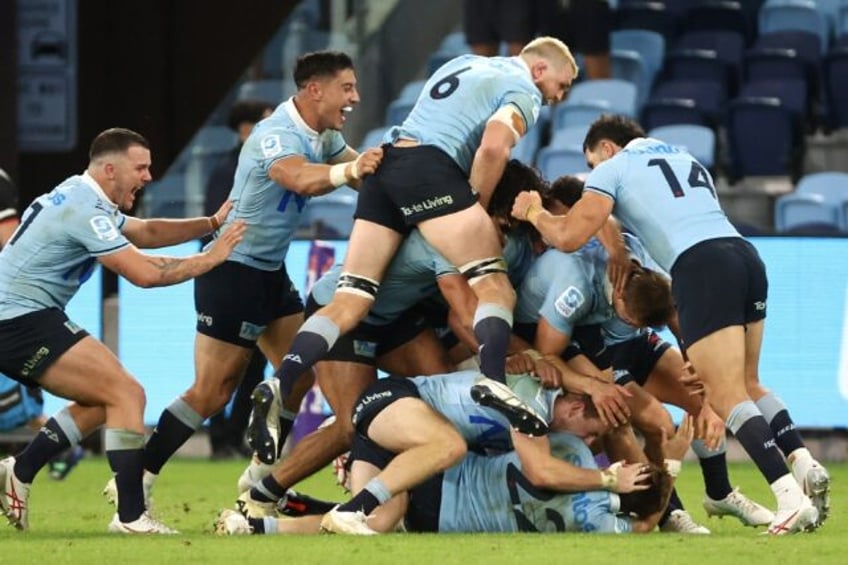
[
  {"xmin": 283, "ymin": 97, "xmax": 319, "ymax": 138},
  {"xmin": 80, "ymin": 171, "xmax": 118, "ymax": 209}
]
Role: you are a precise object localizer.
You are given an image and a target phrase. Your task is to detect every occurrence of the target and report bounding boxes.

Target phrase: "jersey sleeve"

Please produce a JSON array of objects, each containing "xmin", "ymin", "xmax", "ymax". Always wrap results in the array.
[
  {"xmin": 500, "ymin": 90, "xmax": 541, "ymax": 133},
  {"xmin": 584, "ymin": 157, "xmax": 624, "ymax": 203},
  {"xmin": 254, "ymin": 126, "xmax": 308, "ymax": 171},
  {"xmin": 323, "ymin": 130, "xmax": 348, "ymax": 161},
  {"xmin": 538, "ymin": 262, "xmax": 592, "ymax": 337},
  {"xmin": 67, "ymin": 203, "xmax": 130, "ymax": 256}
]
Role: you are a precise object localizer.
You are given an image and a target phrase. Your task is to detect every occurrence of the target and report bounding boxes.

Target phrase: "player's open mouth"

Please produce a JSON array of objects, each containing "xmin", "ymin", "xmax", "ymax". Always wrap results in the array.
[{"xmin": 341, "ymin": 106, "xmax": 353, "ymax": 121}]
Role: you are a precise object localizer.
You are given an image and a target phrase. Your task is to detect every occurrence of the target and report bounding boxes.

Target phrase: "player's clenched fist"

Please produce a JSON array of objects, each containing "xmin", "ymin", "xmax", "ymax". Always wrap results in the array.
[{"xmin": 353, "ymin": 147, "xmax": 383, "ymax": 178}]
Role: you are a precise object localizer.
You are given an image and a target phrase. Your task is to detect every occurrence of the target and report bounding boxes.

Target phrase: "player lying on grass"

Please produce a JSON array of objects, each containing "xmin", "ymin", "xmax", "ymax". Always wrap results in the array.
[{"xmin": 216, "ymin": 406, "xmax": 694, "ymax": 535}]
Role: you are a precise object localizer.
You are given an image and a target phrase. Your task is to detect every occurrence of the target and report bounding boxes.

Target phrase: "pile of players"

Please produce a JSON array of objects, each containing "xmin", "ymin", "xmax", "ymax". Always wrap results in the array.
[{"xmin": 0, "ymin": 40, "xmax": 830, "ymax": 536}]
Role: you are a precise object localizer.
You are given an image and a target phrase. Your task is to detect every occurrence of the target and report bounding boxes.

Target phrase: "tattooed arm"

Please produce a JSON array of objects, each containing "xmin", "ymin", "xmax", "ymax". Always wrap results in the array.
[{"xmin": 97, "ymin": 220, "xmax": 245, "ymax": 287}]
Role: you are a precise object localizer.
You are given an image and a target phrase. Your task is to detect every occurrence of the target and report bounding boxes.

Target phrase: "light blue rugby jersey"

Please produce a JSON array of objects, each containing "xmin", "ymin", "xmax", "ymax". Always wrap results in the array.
[
  {"xmin": 411, "ymin": 370, "xmax": 559, "ymax": 453},
  {"xmin": 387, "ymin": 55, "xmax": 542, "ymax": 174},
  {"xmin": 515, "ymin": 234, "xmax": 656, "ymax": 346},
  {"xmin": 310, "ymin": 231, "xmax": 535, "ymax": 326},
  {"xmin": 0, "ymin": 173, "xmax": 129, "ymax": 319},
  {"xmin": 221, "ymin": 98, "xmax": 348, "ymax": 271},
  {"xmin": 584, "ymin": 137, "xmax": 739, "ymax": 272},
  {"xmin": 310, "ymin": 229, "xmax": 456, "ymax": 325},
  {"xmin": 437, "ymin": 432, "xmax": 630, "ymax": 533}
]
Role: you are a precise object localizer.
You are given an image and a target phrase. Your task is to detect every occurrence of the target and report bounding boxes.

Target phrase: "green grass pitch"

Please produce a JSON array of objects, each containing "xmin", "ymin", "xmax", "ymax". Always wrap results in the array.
[{"xmin": 0, "ymin": 457, "xmax": 842, "ymax": 564}]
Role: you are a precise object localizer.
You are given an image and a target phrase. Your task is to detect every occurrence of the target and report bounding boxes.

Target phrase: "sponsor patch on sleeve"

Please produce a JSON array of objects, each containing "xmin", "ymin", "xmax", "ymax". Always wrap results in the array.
[
  {"xmin": 89, "ymin": 215, "xmax": 120, "ymax": 241},
  {"xmin": 261, "ymin": 134, "xmax": 283, "ymax": 158},
  {"xmin": 554, "ymin": 286, "xmax": 585, "ymax": 319}
]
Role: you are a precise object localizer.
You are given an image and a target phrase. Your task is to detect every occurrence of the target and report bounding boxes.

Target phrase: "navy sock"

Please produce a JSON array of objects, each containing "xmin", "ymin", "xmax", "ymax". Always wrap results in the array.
[
  {"xmin": 337, "ymin": 490, "xmax": 381, "ymax": 515},
  {"xmin": 659, "ymin": 487, "xmax": 684, "ymax": 526},
  {"xmin": 14, "ymin": 416, "xmax": 78, "ymax": 483},
  {"xmin": 248, "ymin": 517, "xmax": 265, "ymax": 534},
  {"xmin": 698, "ymin": 453, "xmax": 733, "ymax": 501},
  {"xmin": 252, "ymin": 474, "xmax": 289, "ymax": 503},
  {"xmin": 108, "ymin": 448, "xmax": 146, "ymax": 522},
  {"xmin": 727, "ymin": 401, "xmax": 789, "ymax": 484},
  {"xmin": 756, "ymin": 393, "xmax": 806, "ymax": 457},
  {"xmin": 143, "ymin": 400, "xmax": 203, "ymax": 474},
  {"xmin": 473, "ymin": 303, "xmax": 513, "ymax": 383},
  {"xmin": 277, "ymin": 316, "xmax": 339, "ymax": 398},
  {"xmin": 734, "ymin": 417, "xmax": 789, "ymax": 484}
]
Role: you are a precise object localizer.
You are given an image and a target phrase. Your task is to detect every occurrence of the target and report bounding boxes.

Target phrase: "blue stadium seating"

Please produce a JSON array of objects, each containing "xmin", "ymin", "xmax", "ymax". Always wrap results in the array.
[
  {"xmin": 184, "ymin": 126, "xmax": 239, "ymax": 214},
  {"xmin": 536, "ymin": 147, "xmax": 589, "ymax": 180},
  {"xmin": 549, "ymin": 124, "xmax": 591, "ymax": 151},
  {"xmin": 775, "ymin": 192, "xmax": 841, "ymax": 232},
  {"xmin": 611, "ymin": 49, "xmax": 650, "ymax": 109},
  {"xmin": 611, "ymin": 29, "xmax": 666, "ymax": 79},
  {"xmin": 684, "ymin": 1, "xmax": 756, "ymax": 45},
  {"xmin": 759, "ymin": 0, "xmax": 830, "ymax": 53},
  {"xmin": 726, "ymin": 97, "xmax": 799, "ymax": 178},
  {"xmin": 561, "ymin": 79, "xmax": 638, "ymax": 117},
  {"xmin": 553, "ymin": 102, "xmax": 612, "ymax": 130},
  {"xmin": 647, "ymin": 124, "xmax": 716, "ymax": 169},
  {"xmin": 644, "ymin": 78, "xmax": 726, "ymax": 126},
  {"xmin": 674, "ymin": 30, "xmax": 745, "ymax": 94},
  {"xmin": 615, "ymin": 1, "xmax": 681, "ymax": 43}
]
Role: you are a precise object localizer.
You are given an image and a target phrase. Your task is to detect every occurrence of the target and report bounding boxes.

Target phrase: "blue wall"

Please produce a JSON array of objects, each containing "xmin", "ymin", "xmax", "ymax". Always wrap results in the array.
[{"xmin": 47, "ymin": 237, "xmax": 848, "ymax": 427}]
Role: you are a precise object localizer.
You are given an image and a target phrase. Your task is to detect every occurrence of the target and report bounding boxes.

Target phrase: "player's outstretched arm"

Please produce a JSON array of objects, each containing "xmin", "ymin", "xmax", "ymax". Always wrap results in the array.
[
  {"xmin": 469, "ymin": 106, "xmax": 526, "ymax": 210},
  {"xmin": 268, "ymin": 147, "xmax": 382, "ymax": 196},
  {"xmin": 98, "ymin": 220, "xmax": 245, "ymax": 288},
  {"xmin": 511, "ymin": 430, "xmax": 650, "ymax": 494},
  {"xmin": 121, "ymin": 200, "xmax": 233, "ymax": 249},
  {"xmin": 512, "ymin": 191, "xmax": 613, "ymax": 252}
]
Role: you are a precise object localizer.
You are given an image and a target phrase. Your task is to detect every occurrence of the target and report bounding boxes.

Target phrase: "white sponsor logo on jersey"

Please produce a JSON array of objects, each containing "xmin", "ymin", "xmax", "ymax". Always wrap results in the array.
[
  {"xmin": 261, "ymin": 134, "xmax": 283, "ymax": 158},
  {"xmin": 89, "ymin": 215, "xmax": 120, "ymax": 241},
  {"xmin": 555, "ymin": 286, "xmax": 585, "ymax": 318}
]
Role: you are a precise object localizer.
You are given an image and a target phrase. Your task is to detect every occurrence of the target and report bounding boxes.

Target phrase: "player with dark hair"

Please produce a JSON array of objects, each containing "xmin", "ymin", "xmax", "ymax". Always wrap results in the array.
[
  {"xmin": 101, "ymin": 50, "xmax": 383, "ymax": 510},
  {"xmin": 512, "ymin": 114, "xmax": 828, "ymax": 535},
  {"xmin": 0, "ymin": 127, "xmax": 245, "ymax": 533}
]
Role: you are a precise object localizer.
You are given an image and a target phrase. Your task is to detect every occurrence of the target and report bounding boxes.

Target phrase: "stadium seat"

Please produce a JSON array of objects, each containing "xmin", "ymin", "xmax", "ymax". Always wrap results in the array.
[
  {"xmin": 641, "ymin": 98, "xmax": 712, "ymax": 130},
  {"xmin": 553, "ymin": 102, "xmax": 611, "ymax": 130},
  {"xmin": 611, "ymin": 49, "xmax": 650, "ymax": 109},
  {"xmin": 726, "ymin": 97, "xmax": 799, "ymax": 178},
  {"xmin": 684, "ymin": 1, "xmax": 756, "ymax": 45},
  {"xmin": 611, "ymin": 29, "xmax": 666, "ymax": 79},
  {"xmin": 536, "ymin": 146, "xmax": 589, "ymax": 181},
  {"xmin": 738, "ymin": 78, "xmax": 808, "ymax": 123},
  {"xmin": 549, "ymin": 124, "xmax": 591, "ymax": 151},
  {"xmin": 840, "ymin": 3, "xmax": 848, "ymax": 37},
  {"xmin": 647, "ymin": 124, "xmax": 716, "ymax": 169},
  {"xmin": 774, "ymin": 192, "xmax": 841, "ymax": 232},
  {"xmin": 749, "ymin": 31, "xmax": 822, "ymax": 97},
  {"xmin": 794, "ymin": 171, "xmax": 848, "ymax": 198},
  {"xmin": 759, "ymin": 0, "xmax": 831, "ymax": 53},
  {"xmin": 661, "ymin": 49, "xmax": 732, "ymax": 99},
  {"xmin": 563, "ymin": 79, "xmax": 638, "ymax": 117},
  {"xmin": 674, "ymin": 30, "xmax": 745, "ymax": 94},
  {"xmin": 615, "ymin": 1, "xmax": 681, "ymax": 43},
  {"xmin": 645, "ymin": 78, "xmax": 726, "ymax": 125},
  {"xmin": 824, "ymin": 47, "xmax": 848, "ymax": 127}
]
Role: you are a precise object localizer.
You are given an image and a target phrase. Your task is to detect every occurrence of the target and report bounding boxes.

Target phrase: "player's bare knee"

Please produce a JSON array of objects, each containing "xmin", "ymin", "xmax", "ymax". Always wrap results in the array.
[
  {"xmin": 111, "ymin": 374, "xmax": 146, "ymax": 410},
  {"xmin": 332, "ymin": 272, "xmax": 380, "ymax": 327}
]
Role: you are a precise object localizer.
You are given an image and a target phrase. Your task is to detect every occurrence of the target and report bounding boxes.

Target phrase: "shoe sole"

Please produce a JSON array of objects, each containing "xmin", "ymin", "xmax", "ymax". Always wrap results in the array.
[
  {"xmin": 805, "ymin": 469, "xmax": 831, "ymax": 529},
  {"xmin": 470, "ymin": 384, "xmax": 549, "ymax": 437},
  {"xmin": 702, "ymin": 503, "xmax": 772, "ymax": 527},
  {"xmin": 247, "ymin": 384, "xmax": 277, "ymax": 465}
]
